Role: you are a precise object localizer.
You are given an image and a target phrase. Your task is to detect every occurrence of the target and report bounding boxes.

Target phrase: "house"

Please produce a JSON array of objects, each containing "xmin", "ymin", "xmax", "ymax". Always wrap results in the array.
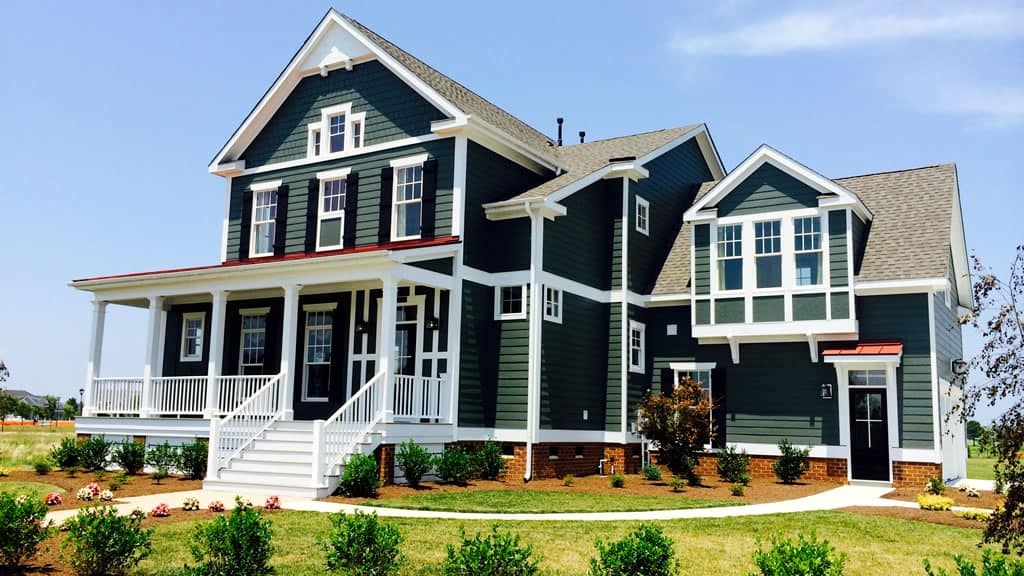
[
  {"xmin": 4, "ymin": 389, "xmax": 48, "ymax": 410},
  {"xmin": 71, "ymin": 9, "xmax": 970, "ymax": 496}
]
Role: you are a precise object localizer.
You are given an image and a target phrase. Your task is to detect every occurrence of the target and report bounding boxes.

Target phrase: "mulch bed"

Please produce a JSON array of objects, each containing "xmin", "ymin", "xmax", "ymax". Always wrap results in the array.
[
  {"xmin": 0, "ymin": 468, "xmax": 203, "ymax": 510},
  {"xmin": 323, "ymin": 474, "xmax": 839, "ymax": 506},
  {"xmin": 882, "ymin": 487, "xmax": 1004, "ymax": 510},
  {"xmin": 840, "ymin": 505, "xmax": 990, "ymax": 529}
]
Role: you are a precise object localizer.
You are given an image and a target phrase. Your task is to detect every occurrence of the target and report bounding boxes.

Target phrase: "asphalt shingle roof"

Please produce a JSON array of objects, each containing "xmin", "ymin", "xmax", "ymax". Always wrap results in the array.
[{"xmin": 652, "ymin": 165, "xmax": 956, "ymax": 294}]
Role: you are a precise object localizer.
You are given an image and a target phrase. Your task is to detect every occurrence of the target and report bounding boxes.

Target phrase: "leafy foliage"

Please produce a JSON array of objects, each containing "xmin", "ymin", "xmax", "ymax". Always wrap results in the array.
[
  {"xmin": 435, "ymin": 447, "xmax": 474, "ymax": 486},
  {"xmin": 146, "ymin": 441, "xmax": 179, "ymax": 478},
  {"xmin": 442, "ymin": 525, "xmax": 539, "ymax": 576},
  {"xmin": 918, "ymin": 494, "xmax": 955, "ymax": 511},
  {"xmin": 637, "ymin": 376, "xmax": 712, "ymax": 485},
  {"xmin": 642, "ymin": 464, "xmax": 663, "ymax": 481},
  {"xmin": 925, "ymin": 549, "xmax": 1024, "ymax": 576},
  {"xmin": 178, "ymin": 440, "xmax": 209, "ymax": 480},
  {"xmin": 395, "ymin": 440, "xmax": 432, "ymax": 487},
  {"xmin": 33, "ymin": 459, "xmax": 52, "ymax": 475},
  {"xmin": 187, "ymin": 496, "xmax": 274, "ymax": 576},
  {"xmin": 609, "ymin": 474, "xmax": 626, "ymax": 489},
  {"xmin": 323, "ymin": 511, "xmax": 404, "ymax": 576},
  {"xmin": 718, "ymin": 444, "xmax": 752, "ymax": 484},
  {"xmin": 773, "ymin": 439, "xmax": 810, "ymax": 484},
  {"xmin": 473, "ymin": 441, "xmax": 505, "ymax": 481},
  {"xmin": 61, "ymin": 506, "xmax": 153, "ymax": 576},
  {"xmin": 51, "ymin": 437, "xmax": 82, "ymax": 469},
  {"xmin": 926, "ymin": 477, "xmax": 946, "ymax": 496},
  {"xmin": 112, "ymin": 440, "xmax": 147, "ymax": 474},
  {"xmin": 749, "ymin": 532, "xmax": 847, "ymax": 576},
  {"xmin": 339, "ymin": 454, "xmax": 380, "ymax": 498},
  {"xmin": 588, "ymin": 523, "xmax": 678, "ymax": 576},
  {"xmin": 78, "ymin": 436, "xmax": 111, "ymax": 472},
  {"xmin": 0, "ymin": 491, "xmax": 52, "ymax": 569}
]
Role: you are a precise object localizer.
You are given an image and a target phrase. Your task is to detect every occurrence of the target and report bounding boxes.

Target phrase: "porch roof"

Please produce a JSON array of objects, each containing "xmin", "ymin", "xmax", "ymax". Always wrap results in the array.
[{"xmin": 822, "ymin": 340, "xmax": 903, "ymax": 357}]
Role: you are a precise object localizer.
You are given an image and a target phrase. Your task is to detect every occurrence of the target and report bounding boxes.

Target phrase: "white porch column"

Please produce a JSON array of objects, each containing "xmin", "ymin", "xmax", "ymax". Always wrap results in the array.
[
  {"xmin": 280, "ymin": 284, "xmax": 301, "ymax": 420},
  {"xmin": 205, "ymin": 290, "xmax": 228, "ymax": 418},
  {"xmin": 378, "ymin": 277, "xmax": 398, "ymax": 423},
  {"xmin": 83, "ymin": 300, "xmax": 107, "ymax": 417},
  {"xmin": 140, "ymin": 295, "xmax": 164, "ymax": 418}
]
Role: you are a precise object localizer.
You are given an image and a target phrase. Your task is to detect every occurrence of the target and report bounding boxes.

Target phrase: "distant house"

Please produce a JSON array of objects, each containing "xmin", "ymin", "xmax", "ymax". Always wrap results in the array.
[
  {"xmin": 71, "ymin": 9, "xmax": 970, "ymax": 497},
  {"xmin": 5, "ymin": 389, "xmax": 47, "ymax": 409}
]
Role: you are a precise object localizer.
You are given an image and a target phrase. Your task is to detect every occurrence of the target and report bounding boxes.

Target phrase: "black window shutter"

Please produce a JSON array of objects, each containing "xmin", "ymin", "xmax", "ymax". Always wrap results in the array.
[
  {"xmin": 659, "ymin": 368, "xmax": 674, "ymax": 396},
  {"xmin": 239, "ymin": 189, "xmax": 253, "ymax": 261},
  {"xmin": 420, "ymin": 158, "xmax": 438, "ymax": 239},
  {"xmin": 304, "ymin": 178, "xmax": 318, "ymax": 253},
  {"xmin": 711, "ymin": 368, "xmax": 727, "ymax": 449},
  {"xmin": 344, "ymin": 172, "xmax": 359, "ymax": 248},
  {"xmin": 273, "ymin": 184, "xmax": 288, "ymax": 256},
  {"xmin": 378, "ymin": 167, "xmax": 393, "ymax": 245}
]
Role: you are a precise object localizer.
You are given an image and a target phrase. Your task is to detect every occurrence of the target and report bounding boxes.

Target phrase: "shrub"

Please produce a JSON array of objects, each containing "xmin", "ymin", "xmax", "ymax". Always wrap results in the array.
[
  {"xmin": 146, "ymin": 441, "xmax": 179, "ymax": 478},
  {"xmin": 957, "ymin": 510, "xmax": 991, "ymax": 522},
  {"xmin": 924, "ymin": 549, "xmax": 1024, "ymax": 575},
  {"xmin": 442, "ymin": 525, "xmax": 539, "ymax": 576},
  {"xmin": 749, "ymin": 532, "xmax": 846, "ymax": 576},
  {"xmin": 731, "ymin": 484, "xmax": 746, "ymax": 497},
  {"xmin": 178, "ymin": 440, "xmax": 208, "ymax": 480},
  {"xmin": 918, "ymin": 494, "xmax": 955, "ymax": 511},
  {"xmin": 670, "ymin": 478, "xmax": 685, "ymax": 492},
  {"xmin": 435, "ymin": 447, "xmax": 474, "ymax": 486},
  {"xmin": 109, "ymin": 471, "xmax": 128, "ymax": 491},
  {"xmin": 187, "ymin": 496, "xmax": 274, "ymax": 576},
  {"xmin": 45, "ymin": 492, "xmax": 62, "ymax": 506},
  {"xmin": 323, "ymin": 511, "xmax": 404, "ymax": 576},
  {"xmin": 473, "ymin": 441, "xmax": 505, "ymax": 481},
  {"xmin": 773, "ymin": 439, "xmax": 810, "ymax": 484},
  {"xmin": 0, "ymin": 490, "xmax": 52, "ymax": 570},
  {"xmin": 637, "ymin": 376, "xmax": 712, "ymax": 484},
  {"xmin": 589, "ymin": 523, "xmax": 678, "ymax": 576},
  {"xmin": 112, "ymin": 440, "xmax": 147, "ymax": 475},
  {"xmin": 61, "ymin": 506, "xmax": 153, "ymax": 576},
  {"xmin": 643, "ymin": 464, "xmax": 663, "ymax": 481},
  {"xmin": 926, "ymin": 477, "xmax": 946, "ymax": 496},
  {"xmin": 79, "ymin": 436, "xmax": 111, "ymax": 472},
  {"xmin": 34, "ymin": 459, "xmax": 52, "ymax": 475},
  {"xmin": 395, "ymin": 440, "xmax": 432, "ymax": 487},
  {"xmin": 152, "ymin": 469, "xmax": 168, "ymax": 484},
  {"xmin": 66, "ymin": 465, "xmax": 79, "ymax": 478},
  {"xmin": 610, "ymin": 474, "xmax": 626, "ymax": 489},
  {"xmin": 718, "ymin": 444, "xmax": 752, "ymax": 484},
  {"xmin": 51, "ymin": 437, "xmax": 82, "ymax": 469},
  {"xmin": 562, "ymin": 474, "xmax": 575, "ymax": 487},
  {"xmin": 339, "ymin": 454, "xmax": 380, "ymax": 497},
  {"xmin": 183, "ymin": 497, "xmax": 200, "ymax": 512}
]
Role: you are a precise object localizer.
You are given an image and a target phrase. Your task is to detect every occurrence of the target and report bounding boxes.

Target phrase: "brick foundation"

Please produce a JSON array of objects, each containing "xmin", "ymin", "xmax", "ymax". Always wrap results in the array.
[
  {"xmin": 892, "ymin": 460, "xmax": 942, "ymax": 488},
  {"xmin": 375, "ymin": 444, "xmax": 395, "ymax": 485},
  {"xmin": 649, "ymin": 452, "xmax": 848, "ymax": 484}
]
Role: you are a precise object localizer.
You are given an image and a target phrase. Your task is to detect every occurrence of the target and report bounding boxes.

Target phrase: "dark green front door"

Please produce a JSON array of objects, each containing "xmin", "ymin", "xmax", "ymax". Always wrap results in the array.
[{"xmin": 849, "ymin": 388, "xmax": 889, "ymax": 481}]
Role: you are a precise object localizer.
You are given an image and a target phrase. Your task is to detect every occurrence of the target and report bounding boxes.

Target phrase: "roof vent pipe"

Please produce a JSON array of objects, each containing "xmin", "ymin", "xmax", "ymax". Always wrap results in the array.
[
  {"xmin": 579, "ymin": 130, "xmax": 586, "ymax": 144},
  {"xmin": 556, "ymin": 117, "xmax": 564, "ymax": 147}
]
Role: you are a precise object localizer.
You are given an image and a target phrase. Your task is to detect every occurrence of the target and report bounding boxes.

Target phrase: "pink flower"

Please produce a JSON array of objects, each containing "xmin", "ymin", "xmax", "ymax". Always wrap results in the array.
[
  {"xmin": 151, "ymin": 503, "xmax": 171, "ymax": 517},
  {"xmin": 207, "ymin": 500, "xmax": 225, "ymax": 512},
  {"xmin": 45, "ymin": 492, "xmax": 63, "ymax": 506},
  {"xmin": 86, "ymin": 482, "xmax": 101, "ymax": 496},
  {"xmin": 264, "ymin": 496, "xmax": 281, "ymax": 510}
]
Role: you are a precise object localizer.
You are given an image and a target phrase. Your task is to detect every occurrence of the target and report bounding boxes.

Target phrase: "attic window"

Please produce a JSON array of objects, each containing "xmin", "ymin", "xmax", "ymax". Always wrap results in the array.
[
  {"xmin": 307, "ymin": 103, "xmax": 365, "ymax": 158},
  {"xmin": 635, "ymin": 196, "xmax": 650, "ymax": 236}
]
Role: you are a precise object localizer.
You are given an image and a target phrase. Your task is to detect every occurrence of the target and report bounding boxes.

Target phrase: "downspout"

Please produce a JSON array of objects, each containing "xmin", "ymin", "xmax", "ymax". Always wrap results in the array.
[
  {"xmin": 620, "ymin": 177, "xmax": 630, "ymax": 439},
  {"xmin": 524, "ymin": 201, "xmax": 544, "ymax": 481}
]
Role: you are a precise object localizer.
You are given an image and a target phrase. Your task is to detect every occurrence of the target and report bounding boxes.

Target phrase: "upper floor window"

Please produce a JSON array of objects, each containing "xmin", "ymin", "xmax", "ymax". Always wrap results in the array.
[
  {"xmin": 754, "ymin": 219, "xmax": 782, "ymax": 288},
  {"xmin": 328, "ymin": 113, "xmax": 346, "ymax": 153},
  {"xmin": 316, "ymin": 169, "xmax": 348, "ymax": 250},
  {"xmin": 495, "ymin": 285, "xmax": 527, "ymax": 320},
  {"xmin": 180, "ymin": 312, "xmax": 205, "ymax": 362},
  {"xmin": 794, "ymin": 216, "xmax": 822, "ymax": 286},
  {"xmin": 635, "ymin": 197, "xmax": 650, "ymax": 236},
  {"xmin": 717, "ymin": 224, "xmax": 743, "ymax": 290},
  {"xmin": 544, "ymin": 287, "xmax": 562, "ymax": 323},
  {"xmin": 629, "ymin": 321, "xmax": 645, "ymax": 373},
  {"xmin": 307, "ymin": 103, "xmax": 365, "ymax": 158},
  {"xmin": 392, "ymin": 161, "xmax": 423, "ymax": 241},
  {"xmin": 250, "ymin": 182, "xmax": 279, "ymax": 257}
]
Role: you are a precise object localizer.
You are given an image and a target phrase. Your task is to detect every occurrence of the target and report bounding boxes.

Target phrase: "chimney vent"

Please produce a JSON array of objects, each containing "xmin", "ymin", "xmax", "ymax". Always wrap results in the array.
[
  {"xmin": 556, "ymin": 117, "xmax": 564, "ymax": 147},
  {"xmin": 579, "ymin": 130, "xmax": 586, "ymax": 144}
]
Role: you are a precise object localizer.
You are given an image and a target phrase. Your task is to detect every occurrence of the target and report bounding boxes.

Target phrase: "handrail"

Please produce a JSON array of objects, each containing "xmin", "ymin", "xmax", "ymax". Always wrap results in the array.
[
  {"xmin": 314, "ymin": 370, "xmax": 387, "ymax": 484},
  {"xmin": 208, "ymin": 373, "xmax": 283, "ymax": 478},
  {"xmin": 151, "ymin": 376, "xmax": 207, "ymax": 416},
  {"xmin": 392, "ymin": 374, "xmax": 447, "ymax": 420},
  {"xmin": 89, "ymin": 377, "xmax": 143, "ymax": 416}
]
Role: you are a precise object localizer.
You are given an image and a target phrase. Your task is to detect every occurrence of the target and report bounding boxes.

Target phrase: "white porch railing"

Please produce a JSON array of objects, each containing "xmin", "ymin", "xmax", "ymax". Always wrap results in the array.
[
  {"xmin": 85, "ymin": 374, "xmax": 277, "ymax": 418},
  {"xmin": 208, "ymin": 373, "xmax": 283, "ymax": 477},
  {"xmin": 89, "ymin": 377, "xmax": 143, "ymax": 416},
  {"xmin": 216, "ymin": 375, "xmax": 277, "ymax": 415},
  {"xmin": 151, "ymin": 377, "xmax": 206, "ymax": 416},
  {"xmin": 314, "ymin": 370, "xmax": 387, "ymax": 484},
  {"xmin": 392, "ymin": 374, "xmax": 448, "ymax": 420}
]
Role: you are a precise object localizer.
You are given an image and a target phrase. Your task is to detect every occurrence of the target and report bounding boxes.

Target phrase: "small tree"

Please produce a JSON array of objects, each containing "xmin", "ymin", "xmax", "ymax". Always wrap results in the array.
[
  {"xmin": 323, "ymin": 511, "xmax": 404, "ymax": 576},
  {"xmin": 773, "ymin": 439, "xmax": 811, "ymax": 484},
  {"xmin": 589, "ymin": 523, "xmax": 678, "ymax": 576},
  {"xmin": 637, "ymin": 376, "xmax": 712, "ymax": 484}
]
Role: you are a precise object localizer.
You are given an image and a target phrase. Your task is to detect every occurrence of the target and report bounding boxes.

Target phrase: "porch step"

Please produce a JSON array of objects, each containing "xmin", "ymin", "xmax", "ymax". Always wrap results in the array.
[{"xmin": 238, "ymin": 449, "xmax": 314, "ymax": 464}]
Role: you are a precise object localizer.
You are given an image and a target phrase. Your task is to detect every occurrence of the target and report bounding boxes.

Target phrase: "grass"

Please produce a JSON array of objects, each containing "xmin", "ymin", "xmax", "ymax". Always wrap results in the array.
[
  {"xmin": 136, "ymin": 510, "xmax": 988, "ymax": 575},
  {"xmin": 0, "ymin": 427, "xmax": 74, "ymax": 467},
  {"xmin": 362, "ymin": 489, "xmax": 742, "ymax": 513},
  {"xmin": 0, "ymin": 480, "xmax": 65, "ymax": 495},
  {"xmin": 968, "ymin": 456, "xmax": 997, "ymax": 480}
]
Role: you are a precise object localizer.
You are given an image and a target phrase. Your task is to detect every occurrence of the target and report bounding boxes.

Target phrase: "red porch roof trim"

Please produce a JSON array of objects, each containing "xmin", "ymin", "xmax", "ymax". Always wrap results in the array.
[
  {"xmin": 73, "ymin": 236, "xmax": 460, "ymax": 283},
  {"xmin": 822, "ymin": 340, "xmax": 903, "ymax": 357}
]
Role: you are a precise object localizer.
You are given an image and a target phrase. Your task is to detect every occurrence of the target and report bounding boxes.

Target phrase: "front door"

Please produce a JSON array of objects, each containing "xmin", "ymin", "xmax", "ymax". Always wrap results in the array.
[
  {"xmin": 849, "ymin": 388, "xmax": 889, "ymax": 481},
  {"xmin": 392, "ymin": 304, "xmax": 419, "ymax": 417}
]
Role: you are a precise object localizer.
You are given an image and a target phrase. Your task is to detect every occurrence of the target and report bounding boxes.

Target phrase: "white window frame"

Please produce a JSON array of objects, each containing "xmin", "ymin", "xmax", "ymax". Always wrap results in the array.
[
  {"xmin": 754, "ymin": 219, "xmax": 783, "ymax": 289},
  {"xmin": 302, "ymin": 302, "xmax": 337, "ymax": 402},
  {"xmin": 495, "ymin": 285, "xmax": 527, "ymax": 320},
  {"xmin": 249, "ymin": 180, "xmax": 281, "ymax": 258},
  {"xmin": 793, "ymin": 216, "xmax": 823, "ymax": 286},
  {"xmin": 635, "ymin": 196, "xmax": 650, "ymax": 236},
  {"xmin": 238, "ymin": 307, "xmax": 270, "ymax": 375},
  {"xmin": 179, "ymin": 312, "xmax": 205, "ymax": 362},
  {"xmin": 390, "ymin": 154, "xmax": 429, "ymax": 242},
  {"xmin": 306, "ymin": 103, "xmax": 366, "ymax": 159},
  {"xmin": 716, "ymin": 223, "xmax": 743, "ymax": 292},
  {"xmin": 315, "ymin": 167, "xmax": 351, "ymax": 251},
  {"xmin": 669, "ymin": 361, "xmax": 716, "ymax": 444},
  {"xmin": 628, "ymin": 320, "xmax": 645, "ymax": 374},
  {"xmin": 543, "ymin": 286, "xmax": 562, "ymax": 323}
]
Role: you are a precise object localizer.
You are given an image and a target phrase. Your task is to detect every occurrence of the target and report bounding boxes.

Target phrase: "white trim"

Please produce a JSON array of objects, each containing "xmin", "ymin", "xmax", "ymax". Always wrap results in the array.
[
  {"xmin": 854, "ymin": 277, "xmax": 948, "ymax": 295},
  {"xmin": 237, "ymin": 134, "xmax": 442, "ymax": 177},
  {"xmin": 452, "ymin": 135, "xmax": 467, "ymax": 237},
  {"xmin": 179, "ymin": 312, "xmax": 205, "ymax": 362},
  {"xmin": 823, "ymin": 354, "xmax": 901, "ymax": 366},
  {"xmin": 220, "ymin": 177, "xmax": 231, "ymax": 263},
  {"xmin": 722, "ymin": 442, "xmax": 850, "ymax": 460},
  {"xmin": 455, "ymin": 427, "xmax": 635, "ymax": 445},
  {"xmin": 249, "ymin": 180, "xmax": 282, "ymax": 192},
  {"xmin": 928, "ymin": 295, "xmax": 942, "ymax": 454},
  {"xmin": 668, "ymin": 361, "xmax": 717, "ymax": 371},
  {"xmin": 390, "ymin": 158, "xmax": 427, "ymax": 242},
  {"xmin": 628, "ymin": 320, "xmax": 645, "ymax": 374},
  {"xmin": 635, "ymin": 196, "xmax": 650, "ymax": 236},
  {"xmin": 949, "ymin": 170, "xmax": 972, "ymax": 308},
  {"xmin": 620, "ymin": 177, "xmax": 631, "ymax": 436},
  {"xmin": 693, "ymin": 319, "xmax": 858, "ymax": 340},
  {"xmin": 301, "ymin": 307, "xmax": 333, "ymax": 402},
  {"xmin": 543, "ymin": 286, "xmax": 563, "ymax": 324},
  {"xmin": 302, "ymin": 302, "xmax": 338, "ymax": 312},
  {"xmin": 250, "ymin": 187, "xmax": 279, "ymax": 258},
  {"xmin": 390, "ymin": 153, "xmax": 430, "ymax": 169},
  {"xmin": 315, "ymin": 175, "xmax": 348, "ymax": 251},
  {"xmin": 895, "ymin": 448, "xmax": 943, "ymax": 463},
  {"xmin": 831, "ymin": 361, "xmax": 900, "ymax": 483},
  {"xmin": 494, "ymin": 285, "xmax": 527, "ymax": 320},
  {"xmin": 315, "ymin": 167, "xmax": 352, "ymax": 181},
  {"xmin": 239, "ymin": 307, "xmax": 271, "ymax": 316}
]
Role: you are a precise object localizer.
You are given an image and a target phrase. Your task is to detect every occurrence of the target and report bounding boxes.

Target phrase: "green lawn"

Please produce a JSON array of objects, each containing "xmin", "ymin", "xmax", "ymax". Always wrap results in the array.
[
  {"xmin": 0, "ymin": 427, "xmax": 74, "ymax": 467},
  {"xmin": 363, "ymin": 489, "xmax": 741, "ymax": 513},
  {"xmin": 968, "ymin": 457, "xmax": 997, "ymax": 480},
  {"xmin": 138, "ymin": 510, "xmax": 987, "ymax": 575},
  {"xmin": 0, "ymin": 480, "xmax": 65, "ymax": 495}
]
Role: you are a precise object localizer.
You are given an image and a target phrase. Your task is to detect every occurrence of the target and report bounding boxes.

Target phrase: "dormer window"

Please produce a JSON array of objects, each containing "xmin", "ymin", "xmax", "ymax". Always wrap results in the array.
[
  {"xmin": 794, "ymin": 216, "xmax": 822, "ymax": 285},
  {"xmin": 754, "ymin": 220, "xmax": 782, "ymax": 288},
  {"xmin": 307, "ymin": 103, "xmax": 365, "ymax": 158},
  {"xmin": 328, "ymin": 113, "xmax": 346, "ymax": 152}
]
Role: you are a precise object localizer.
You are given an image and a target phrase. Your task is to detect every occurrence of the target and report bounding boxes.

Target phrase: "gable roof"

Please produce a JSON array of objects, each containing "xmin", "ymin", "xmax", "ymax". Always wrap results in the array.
[
  {"xmin": 653, "ymin": 164, "xmax": 961, "ymax": 295},
  {"xmin": 5, "ymin": 389, "xmax": 47, "ymax": 408}
]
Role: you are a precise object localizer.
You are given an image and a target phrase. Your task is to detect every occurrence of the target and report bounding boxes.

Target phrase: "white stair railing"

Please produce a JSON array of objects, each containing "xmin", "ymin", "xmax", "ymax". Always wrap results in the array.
[
  {"xmin": 392, "ymin": 374, "xmax": 447, "ymax": 420},
  {"xmin": 150, "ymin": 376, "xmax": 207, "ymax": 416},
  {"xmin": 89, "ymin": 377, "xmax": 143, "ymax": 416},
  {"xmin": 217, "ymin": 375, "xmax": 276, "ymax": 415},
  {"xmin": 313, "ymin": 370, "xmax": 386, "ymax": 485},
  {"xmin": 208, "ymin": 373, "xmax": 283, "ymax": 479}
]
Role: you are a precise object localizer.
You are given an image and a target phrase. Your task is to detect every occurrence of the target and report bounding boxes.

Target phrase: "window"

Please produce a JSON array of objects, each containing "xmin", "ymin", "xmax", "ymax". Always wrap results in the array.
[
  {"xmin": 250, "ymin": 186, "xmax": 278, "ymax": 257},
  {"xmin": 308, "ymin": 126, "xmax": 321, "ymax": 156},
  {"xmin": 318, "ymin": 177, "xmax": 346, "ymax": 250},
  {"xmin": 754, "ymin": 219, "xmax": 782, "ymax": 288},
  {"xmin": 628, "ymin": 321, "xmax": 645, "ymax": 373},
  {"xmin": 328, "ymin": 112, "xmax": 346, "ymax": 153},
  {"xmin": 675, "ymin": 369, "xmax": 713, "ymax": 443},
  {"xmin": 180, "ymin": 312, "xmax": 204, "ymax": 362},
  {"xmin": 495, "ymin": 285, "xmax": 526, "ymax": 320},
  {"xmin": 849, "ymin": 369, "xmax": 887, "ymax": 387},
  {"xmin": 635, "ymin": 196, "xmax": 650, "ymax": 236},
  {"xmin": 794, "ymin": 216, "xmax": 822, "ymax": 286},
  {"xmin": 303, "ymin": 309, "xmax": 333, "ymax": 401},
  {"xmin": 352, "ymin": 119, "xmax": 362, "ymax": 148},
  {"xmin": 543, "ymin": 287, "xmax": 562, "ymax": 323},
  {"xmin": 239, "ymin": 312, "xmax": 268, "ymax": 375},
  {"xmin": 307, "ymin": 103, "xmax": 365, "ymax": 158},
  {"xmin": 392, "ymin": 163, "xmax": 423, "ymax": 240},
  {"xmin": 717, "ymin": 224, "xmax": 743, "ymax": 290}
]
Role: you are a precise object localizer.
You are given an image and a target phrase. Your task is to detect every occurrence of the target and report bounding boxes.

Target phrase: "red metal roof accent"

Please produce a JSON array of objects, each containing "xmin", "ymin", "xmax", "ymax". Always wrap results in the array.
[{"xmin": 822, "ymin": 340, "xmax": 903, "ymax": 356}]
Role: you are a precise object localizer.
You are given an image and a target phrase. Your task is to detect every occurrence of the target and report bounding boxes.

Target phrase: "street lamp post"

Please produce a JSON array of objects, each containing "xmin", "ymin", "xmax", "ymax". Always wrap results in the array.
[{"xmin": 79, "ymin": 388, "xmax": 85, "ymax": 418}]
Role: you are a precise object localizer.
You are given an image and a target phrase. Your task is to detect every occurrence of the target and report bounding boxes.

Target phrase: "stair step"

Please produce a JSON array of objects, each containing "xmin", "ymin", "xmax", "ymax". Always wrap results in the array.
[
  {"xmin": 228, "ymin": 460, "xmax": 314, "ymax": 475},
  {"xmin": 238, "ymin": 450, "xmax": 313, "ymax": 464},
  {"xmin": 262, "ymin": 430, "xmax": 318, "ymax": 441},
  {"xmin": 250, "ymin": 439, "xmax": 314, "ymax": 452},
  {"xmin": 218, "ymin": 468, "xmax": 314, "ymax": 485},
  {"xmin": 203, "ymin": 479, "xmax": 331, "ymax": 499},
  {"xmin": 270, "ymin": 421, "xmax": 315, "ymax": 432}
]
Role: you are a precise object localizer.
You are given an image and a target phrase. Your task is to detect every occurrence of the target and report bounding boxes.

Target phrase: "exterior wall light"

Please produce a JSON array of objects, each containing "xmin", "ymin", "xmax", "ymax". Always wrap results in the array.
[
  {"xmin": 820, "ymin": 383, "xmax": 833, "ymax": 400},
  {"xmin": 426, "ymin": 316, "xmax": 440, "ymax": 330},
  {"xmin": 354, "ymin": 320, "xmax": 368, "ymax": 334}
]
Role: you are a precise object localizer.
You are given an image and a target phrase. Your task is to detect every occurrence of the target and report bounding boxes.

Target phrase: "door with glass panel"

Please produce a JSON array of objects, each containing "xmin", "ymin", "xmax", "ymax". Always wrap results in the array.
[
  {"xmin": 849, "ymin": 370, "xmax": 890, "ymax": 481},
  {"xmin": 392, "ymin": 304, "xmax": 419, "ymax": 419},
  {"xmin": 303, "ymin": 310, "xmax": 332, "ymax": 401}
]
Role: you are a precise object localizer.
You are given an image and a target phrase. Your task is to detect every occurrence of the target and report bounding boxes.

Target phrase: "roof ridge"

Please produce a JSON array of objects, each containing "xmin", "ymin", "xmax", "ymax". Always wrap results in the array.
[
  {"xmin": 561, "ymin": 125, "xmax": 696, "ymax": 148},
  {"xmin": 834, "ymin": 163, "xmax": 954, "ymax": 181}
]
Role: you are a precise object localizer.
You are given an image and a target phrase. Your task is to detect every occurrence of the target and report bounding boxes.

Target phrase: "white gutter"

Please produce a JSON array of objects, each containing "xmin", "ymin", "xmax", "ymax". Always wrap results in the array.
[
  {"xmin": 524, "ymin": 201, "xmax": 544, "ymax": 481},
  {"xmin": 620, "ymin": 176, "xmax": 630, "ymax": 440}
]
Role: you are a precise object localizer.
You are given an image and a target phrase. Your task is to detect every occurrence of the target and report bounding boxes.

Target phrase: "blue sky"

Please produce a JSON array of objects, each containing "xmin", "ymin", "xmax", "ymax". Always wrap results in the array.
[{"xmin": 0, "ymin": 1, "xmax": 1020, "ymax": 422}]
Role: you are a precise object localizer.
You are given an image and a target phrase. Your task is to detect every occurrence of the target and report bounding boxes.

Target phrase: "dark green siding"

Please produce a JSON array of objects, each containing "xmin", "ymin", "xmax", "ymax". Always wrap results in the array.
[
  {"xmin": 464, "ymin": 141, "xmax": 546, "ymax": 272},
  {"xmin": 162, "ymin": 303, "xmax": 212, "ymax": 377},
  {"xmin": 458, "ymin": 280, "xmax": 497, "ymax": 427},
  {"xmin": 228, "ymin": 140, "xmax": 455, "ymax": 260},
  {"xmin": 495, "ymin": 317, "xmax": 529, "ymax": 428},
  {"xmin": 858, "ymin": 294, "xmax": 934, "ymax": 448},
  {"xmin": 828, "ymin": 210, "xmax": 849, "ymax": 287},
  {"xmin": 694, "ymin": 224, "xmax": 711, "ymax": 295},
  {"xmin": 831, "ymin": 292, "xmax": 850, "ymax": 319},
  {"xmin": 715, "ymin": 298, "xmax": 744, "ymax": 324},
  {"xmin": 605, "ymin": 304, "xmax": 622, "ymax": 432},
  {"xmin": 695, "ymin": 301, "xmax": 710, "ymax": 324},
  {"xmin": 610, "ymin": 190, "xmax": 624, "ymax": 284},
  {"xmin": 852, "ymin": 215, "xmax": 868, "ymax": 276},
  {"xmin": 793, "ymin": 293, "xmax": 826, "ymax": 321},
  {"xmin": 716, "ymin": 164, "xmax": 821, "ymax": 217},
  {"xmin": 408, "ymin": 257, "xmax": 453, "ymax": 276},
  {"xmin": 242, "ymin": 60, "xmax": 447, "ymax": 167},
  {"xmin": 628, "ymin": 139, "xmax": 713, "ymax": 293},
  {"xmin": 540, "ymin": 293, "xmax": 608, "ymax": 430},
  {"xmin": 626, "ymin": 305, "xmax": 649, "ymax": 430},
  {"xmin": 934, "ymin": 261, "xmax": 963, "ymax": 383},
  {"xmin": 753, "ymin": 296, "xmax": 784, "ymax": 322},
  {"xmin": 544, "ymin": 180, "xmax": 616, "ymax": 290}
]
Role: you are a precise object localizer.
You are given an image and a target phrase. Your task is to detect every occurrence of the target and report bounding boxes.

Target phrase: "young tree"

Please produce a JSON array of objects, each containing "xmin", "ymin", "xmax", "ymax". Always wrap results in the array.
[
  {"xmin": 959, "ymin": 246, "xmax": 1024, "ymax": 554},
  {"xmin": 637, "ymin": 376, "xmax": 712, "ymax": 484}
]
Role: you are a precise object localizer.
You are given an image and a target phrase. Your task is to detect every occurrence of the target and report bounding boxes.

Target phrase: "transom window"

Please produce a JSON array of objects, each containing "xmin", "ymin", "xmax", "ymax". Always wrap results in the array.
[
  {"xmin": 180, "ymin": 312, "xmax": 204, "ymax": 362},
  {"xmin": 303, "ymin": 310, "xmax": 333, "ymax": 401},
  {"xmin": 251, "ymin": 188, "xmax": 278, "ymax": 257},
  {"xmin": 239, "ymin": 313, "xmax": 267, "ymax": 375},
  {"xmin": 849, "ymin": 369, "xmax": 887, "ymax": 387},
  {"xmin": 754, "ymin": 219, "xmax": 782, "ymax": 288},
  {"xmin": 543, "ymin": 287, "xmax": 562, "ymax": 323},
  {"xmin": 392, "ymin": 164, "xmax": 423, "ymax": 241},
  {"xmin": 629, "ymin": 321, "xmax": 645, "ymax": 374},
  {"xmin": 794, "ymin": 216, "xmax": 822, "ymax": 285},
  {"xmin": 635, "ymin": 197, "xmax": 650, "ymax": 236},
  {"xmin": 318, "ymin": 178, "xmax": 346, "ymax": 250},
  {"xmin": 496, "ymin": 285, "xmax": 527, "ymax": 320},
  {"xmin": 717, "ymin": 224, "xmax": 743, "ymax": 290}
]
